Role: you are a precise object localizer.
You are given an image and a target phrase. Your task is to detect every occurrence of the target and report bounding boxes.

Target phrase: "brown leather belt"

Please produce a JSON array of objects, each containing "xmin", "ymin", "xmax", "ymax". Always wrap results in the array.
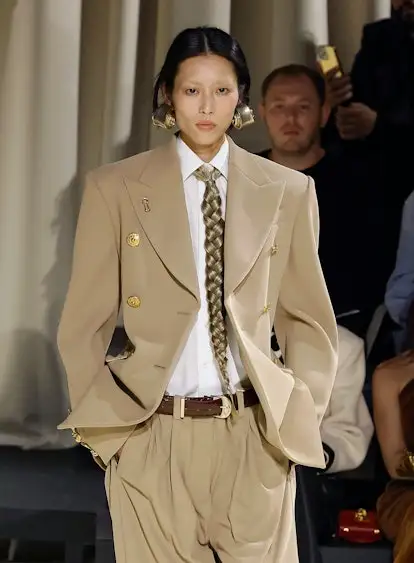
[{"xmin": 156, "ymin": 388, "xmax": 259, "ymax": 418}]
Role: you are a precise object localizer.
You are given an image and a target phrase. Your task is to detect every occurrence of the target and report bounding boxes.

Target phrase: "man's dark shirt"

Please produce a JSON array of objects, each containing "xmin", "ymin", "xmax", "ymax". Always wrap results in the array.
[
  {"xmin": 323, "ymin": 16, "xmax": 414, "ymax": 160},
  {"xmin": 258, "ymin": 149, "xmax": 405, "ymax": 324},
  {"xmin": 351, "ymin": 16, "xmax": 414, "ymax": 152}
]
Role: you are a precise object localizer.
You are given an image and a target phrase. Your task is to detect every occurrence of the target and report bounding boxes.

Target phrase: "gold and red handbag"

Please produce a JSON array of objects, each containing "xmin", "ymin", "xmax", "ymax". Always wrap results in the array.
[{"xmin": 338, "ymin": 508, "xmax": 382, "ymax": 543}]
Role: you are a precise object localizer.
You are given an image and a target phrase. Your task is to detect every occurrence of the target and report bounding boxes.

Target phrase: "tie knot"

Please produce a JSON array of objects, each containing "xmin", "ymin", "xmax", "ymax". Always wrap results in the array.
[{"xmin": 194, "ymin": 164, "xmax": 221, "ymax": 183}]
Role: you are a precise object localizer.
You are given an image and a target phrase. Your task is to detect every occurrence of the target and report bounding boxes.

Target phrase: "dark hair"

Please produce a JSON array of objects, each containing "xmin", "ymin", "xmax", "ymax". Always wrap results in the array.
[
  {"xmin": 261, "ymin": 64, "xmax": 326, "ymax": 105},
  {"xmin": 152, "ymin": 27, "xmax": 251, "ymax": 112}
]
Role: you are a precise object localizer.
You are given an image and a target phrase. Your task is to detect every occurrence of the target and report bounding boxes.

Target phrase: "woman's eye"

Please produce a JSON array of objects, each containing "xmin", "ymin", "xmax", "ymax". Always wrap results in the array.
[
  {"xmin": 217, "ymin": 87, "xmax": 230, "ymax": 95},
  {"xmin": 185, "ymin": 88, "xmax": 198, "ymax": 95}
]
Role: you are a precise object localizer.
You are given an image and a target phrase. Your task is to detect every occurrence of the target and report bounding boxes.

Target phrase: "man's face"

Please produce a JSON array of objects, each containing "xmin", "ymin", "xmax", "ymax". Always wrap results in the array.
[
  {"xmin": 392, "ymin": 0, "xmax": 414, "ymax": 23},
  {"xmin": 259, "ymin": 74, "xmax": 328, "ymax": 157}
]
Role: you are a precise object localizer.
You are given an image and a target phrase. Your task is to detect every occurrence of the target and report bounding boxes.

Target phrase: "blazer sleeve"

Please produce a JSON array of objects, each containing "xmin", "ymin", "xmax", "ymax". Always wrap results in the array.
[
  {"xmin": 275, "ymin": 177, "xmax": 338, "ymax": 424},
  {"xmin": 57, "ymin": 173, "xmax": 120, "ymax": 411},
  {"xmin": 321, "ymin": 328, "xmax": 374, "ymax": 474}
]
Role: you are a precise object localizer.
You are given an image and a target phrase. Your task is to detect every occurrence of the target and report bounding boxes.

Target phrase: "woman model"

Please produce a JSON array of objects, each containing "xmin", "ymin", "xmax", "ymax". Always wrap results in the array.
[{"xmin": 58, "ymin": 26, "xmax": 337, "ymax": 563}]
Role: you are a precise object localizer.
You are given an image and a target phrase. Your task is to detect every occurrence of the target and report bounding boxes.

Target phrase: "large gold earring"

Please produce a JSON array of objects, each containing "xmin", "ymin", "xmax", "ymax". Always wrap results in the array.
[
  {"xmin": 232, "ymin": 104, "xmax": 255, "ymax": 130},
  {"xmin": 152, "ymin": 103, "xmax": 176, "ymax": 129}
]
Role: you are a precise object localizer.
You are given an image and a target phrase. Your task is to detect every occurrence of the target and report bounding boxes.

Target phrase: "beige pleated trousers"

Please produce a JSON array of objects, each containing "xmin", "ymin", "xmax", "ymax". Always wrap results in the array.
[{"xmin": 104, "ymin": 405, "xmax": 298, "ymax": 563}]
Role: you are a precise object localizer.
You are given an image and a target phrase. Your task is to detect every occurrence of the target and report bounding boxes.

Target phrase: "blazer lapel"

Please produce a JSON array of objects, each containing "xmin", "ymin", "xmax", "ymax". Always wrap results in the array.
[
  {"xmin": 122, "ymin": 136, "xmax": 285, "ymax": 302},
  {"xmin": 224, "ymin": 138, "xmax": 286, "ymax": 297},
  {"xmin": 123, "ymin": 137, "xmax": 199, "ymax": 302}
]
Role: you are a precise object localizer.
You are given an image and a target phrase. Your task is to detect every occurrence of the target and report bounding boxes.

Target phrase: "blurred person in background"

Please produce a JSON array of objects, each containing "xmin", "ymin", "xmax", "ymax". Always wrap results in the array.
[
  {"xmin": 258, "ymin": 64, "xmax": 398, "ymax": 340},
  {"xmin": 325, "ymin": 0, "xmax": 414, "ymax": 152},
  {"xmin": 386, "ymin": 190, "xmax": 414, "ymax": 352},
  {"xmin": 272, "ymin": 325, "xmax": 373, "ymax": 474},
  {"xmin": 373, "ymin": 304, "xmax": 414, "ymax": 563},
  {"xmin": 320, "ymin": 326, "xmax": 373, "ymax": 475}
]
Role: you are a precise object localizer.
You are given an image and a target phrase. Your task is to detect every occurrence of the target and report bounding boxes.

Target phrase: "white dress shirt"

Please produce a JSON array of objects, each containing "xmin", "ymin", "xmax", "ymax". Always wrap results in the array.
[{"xmin": 167, "ymin": 136, "xmax": 247, "ymax": 397}]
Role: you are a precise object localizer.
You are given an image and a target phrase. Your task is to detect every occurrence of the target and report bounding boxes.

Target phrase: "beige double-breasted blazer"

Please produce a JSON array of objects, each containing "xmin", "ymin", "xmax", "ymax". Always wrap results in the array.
[{"xmin": 57, "ymin": 136, "xmax": 338, "ymax": 469}]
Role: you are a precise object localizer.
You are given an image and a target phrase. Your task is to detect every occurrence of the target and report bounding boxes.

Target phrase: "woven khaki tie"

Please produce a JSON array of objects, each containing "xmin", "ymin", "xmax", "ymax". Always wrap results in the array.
[{"xmin": 194, "ymin": 164, "xmax": 232, "ymax": 399}]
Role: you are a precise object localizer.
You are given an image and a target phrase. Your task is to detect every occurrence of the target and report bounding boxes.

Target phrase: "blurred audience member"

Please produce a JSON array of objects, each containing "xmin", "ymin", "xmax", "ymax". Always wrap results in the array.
[
  {"xmin": 258, "ymin": 64, "xmax": 397, "ymax": 337},
  {"xmin": 386, "ymin": 190, "xmax": 414, "ymax": 351},
  {"xmin": 321, "ymin": 326, "xmax": 373, "ymax": 473},
  {"xmin": 325, "ymin": 0, "xmax": 414, "ymax": 151},
  {"xmin": 373, "ymin": 328, "xmax": 414, "ymax": 562},
  {"xmin": 272, "ymin": 325, "xmax": 373, "ymax": 473}
]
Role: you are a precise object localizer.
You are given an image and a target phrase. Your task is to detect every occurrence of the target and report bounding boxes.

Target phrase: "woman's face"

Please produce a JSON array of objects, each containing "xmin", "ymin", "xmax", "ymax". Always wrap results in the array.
[{"xmin": 171, "ymin": 54, "xmax": 239, "ymax": 150}]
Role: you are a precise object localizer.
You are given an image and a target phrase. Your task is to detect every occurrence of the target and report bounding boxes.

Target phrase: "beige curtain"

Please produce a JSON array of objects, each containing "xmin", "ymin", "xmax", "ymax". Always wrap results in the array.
[
  {"xmin": 0, "ymin": 0, "xmax": 139, "ymax": 449},
  {"xmin": 0, "ymin": 0, "xmax": 389, "ymax": 449}
]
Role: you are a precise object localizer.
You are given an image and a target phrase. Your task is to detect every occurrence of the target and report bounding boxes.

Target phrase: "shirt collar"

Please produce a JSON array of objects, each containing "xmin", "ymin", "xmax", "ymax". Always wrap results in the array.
[{"xmin": 176, "ymin": 135, "xmax": 229, "ymax": 182}]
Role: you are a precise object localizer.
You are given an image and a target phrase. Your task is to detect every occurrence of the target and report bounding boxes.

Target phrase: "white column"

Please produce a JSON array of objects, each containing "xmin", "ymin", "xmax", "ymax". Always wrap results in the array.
[
  {"xmin": 230, "ymin": 0, "xmax": 299, "ymax": 152},
  {"xmin": 270, "ymin": 0, "xmax": 301, "ymax": 67},
  {"xmin": 78, "ymin": 0, "xmax": 140, "ymax": 174},
  {"xmin": 298, "ymin": 0, "xmax": 329, "ymax": 47},
  {"xmin": 102, "ymin": 0, "xmax": 140, "ymax": 163},
  {"xmin": 371, "ymin": 0, "xmax": 391, "ymax": 20},
  {"xmin": 127, "ymin": 0, "xmax": 159, "ymax": 155},
  {"xmin": 0, "ymin": 0, "xmax": 82, "ymax": 448}
]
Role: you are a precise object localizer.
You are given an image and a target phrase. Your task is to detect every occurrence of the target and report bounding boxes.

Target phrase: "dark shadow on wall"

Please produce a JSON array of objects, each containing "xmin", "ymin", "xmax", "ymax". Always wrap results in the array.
[
  {"xmin": 302, "ymin": 37, "xmax": 319, "ymax": 69},
  {"xmin": 43, "ymin": 174, "xmax": 82, "ymax": 354},
  {"xmin": 40, "ymin": 175, "xmax": 83, "ymax": 448},
  {"xmin": 122, "ymin": 0, "xmax": 159, "ymax": 158}
]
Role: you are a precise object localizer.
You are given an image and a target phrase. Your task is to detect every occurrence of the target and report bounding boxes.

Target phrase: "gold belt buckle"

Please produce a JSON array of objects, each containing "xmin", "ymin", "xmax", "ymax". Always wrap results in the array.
[{"xmin": 214, "ymin": 395, "xmax": 232, "ymax": 419}]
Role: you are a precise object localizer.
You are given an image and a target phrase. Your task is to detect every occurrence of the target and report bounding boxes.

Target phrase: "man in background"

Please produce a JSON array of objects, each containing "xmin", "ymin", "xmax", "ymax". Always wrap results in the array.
[
  {"xmin": 326, "ymin": 0, "xmax": 414, "ymax": 151},
  {"xmin": 258, "ymin": 64, "xmax": 396, "ymax": 337}
]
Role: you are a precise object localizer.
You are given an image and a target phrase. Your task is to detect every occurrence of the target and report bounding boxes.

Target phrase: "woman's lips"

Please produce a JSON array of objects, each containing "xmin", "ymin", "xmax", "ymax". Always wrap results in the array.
[{"xmin": 196, "ymin": 121, "xmax": 216, "ymax": 131}]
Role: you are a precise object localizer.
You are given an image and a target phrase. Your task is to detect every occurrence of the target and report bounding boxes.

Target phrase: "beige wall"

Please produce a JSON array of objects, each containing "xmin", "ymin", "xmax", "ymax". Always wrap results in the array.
[
  {"xmin": 231, "ymin": 0, "xmax": 299, "ymax": 151},
  {"xmin": 329, "ymin": 0, "xmax": 371, "ymax": 71}
]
